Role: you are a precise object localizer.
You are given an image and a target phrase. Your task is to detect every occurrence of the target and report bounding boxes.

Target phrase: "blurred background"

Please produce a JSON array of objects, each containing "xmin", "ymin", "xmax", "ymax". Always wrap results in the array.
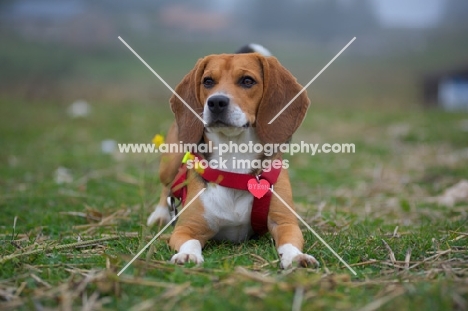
[{"xmin": 1, "ymin": 0, "xmax": 468, "ymax": 107}]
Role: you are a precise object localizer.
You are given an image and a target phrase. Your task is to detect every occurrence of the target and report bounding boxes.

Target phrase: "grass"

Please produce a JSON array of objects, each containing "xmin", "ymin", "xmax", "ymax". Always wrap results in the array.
[
  {"xmin": 0, "ymin": 97, "xmax": 467, "ymax": 310},
  {"xmin": 1, "ymin": 37, "xmax": 468, "ymax": 310}
]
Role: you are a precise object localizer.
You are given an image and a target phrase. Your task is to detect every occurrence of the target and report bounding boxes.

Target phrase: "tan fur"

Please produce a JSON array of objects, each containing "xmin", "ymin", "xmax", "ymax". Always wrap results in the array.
[
  {"xmin": 256, "ymin": 56, "xmax": 310, "ymax": 144},
  {"xmin": 169, "ymin": 171, "xmax": 216, "ymax": 250},
  {"xmin": 267, "ymin": 168, "xmax": 304, "ymax": 249},
  {"xmin": 157, "ymin": 53, "xmax": 312, "ymax": 265}
]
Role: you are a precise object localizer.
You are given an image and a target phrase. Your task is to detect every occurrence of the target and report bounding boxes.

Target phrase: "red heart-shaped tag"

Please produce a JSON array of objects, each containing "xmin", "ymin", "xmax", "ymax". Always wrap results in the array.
[{"xmin": 247, "ymin": 179, "xmax": 270, "ymax": 199}]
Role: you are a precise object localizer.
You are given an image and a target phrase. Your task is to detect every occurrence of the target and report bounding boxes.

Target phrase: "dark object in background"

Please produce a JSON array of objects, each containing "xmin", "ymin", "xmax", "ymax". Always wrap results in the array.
[
  {"xmin": 235, "ymin": 43, "xmax": 272, "ymax": 57},
  {"xmin": 423, "ymin": 67, "xmax": 468, "ymax": 111}
]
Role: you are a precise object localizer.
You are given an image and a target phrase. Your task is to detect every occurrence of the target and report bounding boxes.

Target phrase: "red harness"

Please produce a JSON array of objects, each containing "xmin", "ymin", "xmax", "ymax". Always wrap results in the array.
[{"xmin": 170, "ymin": 153, "xmax": 282, "ymax": 236}]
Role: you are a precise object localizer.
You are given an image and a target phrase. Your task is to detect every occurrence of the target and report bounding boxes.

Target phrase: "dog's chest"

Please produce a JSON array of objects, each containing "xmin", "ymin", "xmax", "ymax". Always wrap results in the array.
[{"xmin": 201, "ymin": 184, "xmax": 254, "ymax": 242}]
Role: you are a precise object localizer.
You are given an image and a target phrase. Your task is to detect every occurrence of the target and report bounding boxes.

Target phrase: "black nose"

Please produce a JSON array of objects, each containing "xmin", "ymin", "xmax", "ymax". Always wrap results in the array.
[{"xmin": 207, "ymin": 95, "xmax": 229, "ymax": 114}]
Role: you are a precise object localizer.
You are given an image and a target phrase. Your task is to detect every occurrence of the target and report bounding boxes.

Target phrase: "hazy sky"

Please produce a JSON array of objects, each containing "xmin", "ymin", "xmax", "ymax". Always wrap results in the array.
[{"xmin": 371, "ymin": 0, "xmax": 444, "ymax": 28}]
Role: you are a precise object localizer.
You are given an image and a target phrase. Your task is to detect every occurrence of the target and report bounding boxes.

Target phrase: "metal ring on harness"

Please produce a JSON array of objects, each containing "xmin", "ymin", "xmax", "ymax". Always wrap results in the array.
[{"xmin": 166, "ymin": 196, "xmax": 181, "ymax": 225}]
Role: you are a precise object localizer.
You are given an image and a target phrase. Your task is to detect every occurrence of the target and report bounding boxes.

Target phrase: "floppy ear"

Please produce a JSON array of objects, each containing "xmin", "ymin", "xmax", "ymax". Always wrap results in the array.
[
  {"xmin": 170, "ymin": 57, "xmax": 207, "ymax": 144},
  {"xmin": 256, "ymin": 56, "xmax": 310, "ymax": 144}
]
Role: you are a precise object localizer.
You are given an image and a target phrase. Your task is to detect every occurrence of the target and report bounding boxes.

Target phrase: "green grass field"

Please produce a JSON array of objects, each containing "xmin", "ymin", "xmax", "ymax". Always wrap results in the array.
[{"xmin": 1, "ymin": 37, "xmax": 467, "ymax": 310}]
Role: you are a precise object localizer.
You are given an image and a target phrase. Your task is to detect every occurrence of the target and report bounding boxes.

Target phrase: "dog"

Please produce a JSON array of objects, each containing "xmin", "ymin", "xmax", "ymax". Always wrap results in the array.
[{"xmin": 147, "ymin": 44, "xmax": 318, "ymax": 269}]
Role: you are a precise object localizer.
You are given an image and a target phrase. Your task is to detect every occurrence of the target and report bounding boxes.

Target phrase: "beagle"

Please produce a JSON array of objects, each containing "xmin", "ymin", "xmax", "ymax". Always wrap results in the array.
[{"xmin": 147, "ymin": 45, "xmax": 318, "ymax": 269}]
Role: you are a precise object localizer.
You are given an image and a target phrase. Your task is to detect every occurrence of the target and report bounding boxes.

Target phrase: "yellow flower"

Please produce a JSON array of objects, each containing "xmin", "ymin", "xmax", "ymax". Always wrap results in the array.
[
  {"xmin": 182, "ymin": 152, "xmax": 194, "ymax": 164},
  {"xmin": 152, "ymin": 134, "xmax": 165, "ymax": 147},
  {"xmin": 182, "ymin": 152, "xmax": 204, "ymax": 174}
]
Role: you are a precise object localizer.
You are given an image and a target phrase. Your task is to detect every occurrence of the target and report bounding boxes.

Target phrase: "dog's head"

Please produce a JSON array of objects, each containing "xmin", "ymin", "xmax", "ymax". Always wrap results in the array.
[{"xmin": 170, "ymin": 53, "xmax": 310, "ymax": 144}]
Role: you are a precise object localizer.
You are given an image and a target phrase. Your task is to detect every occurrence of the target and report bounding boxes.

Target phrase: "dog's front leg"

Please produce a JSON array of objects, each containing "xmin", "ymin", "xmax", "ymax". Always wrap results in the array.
[
  {"xmin": 169, "ymin": 182, "xmax": 215, "ymax": 265},
  {"xmin": 147, "ymin": 122, "xmax": 185, "ymax": 227},
  {"xmin": 268, "ymin": 169, "xmax": 319, "ymax": 269}
]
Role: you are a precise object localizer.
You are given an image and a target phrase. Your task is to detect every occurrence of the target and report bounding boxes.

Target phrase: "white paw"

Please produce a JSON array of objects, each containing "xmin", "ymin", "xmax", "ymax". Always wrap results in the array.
[
  {"xmin": 278, "ymin": 243, "xmax": 319, "ymax": 269},
  {"xmin": 170, "ymin": 253, "xmax": 204, "ymax": 265},
  {"xmin": 170, "ymin": 240, "xmax": 204, "ymax": 265},
  {"xmin": 147, "ymin": 204, "xmax": 171, "ymax": 226},
  {"xmin": 289, "ymin": 253, "xmax": 319, "ymax": 269}
]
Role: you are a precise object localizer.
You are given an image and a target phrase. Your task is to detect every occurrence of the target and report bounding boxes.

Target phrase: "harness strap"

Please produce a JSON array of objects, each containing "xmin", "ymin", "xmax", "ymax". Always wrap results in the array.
[{"xmin": 170, "ymin": 153, "xmax": 282, "ymax": 235}]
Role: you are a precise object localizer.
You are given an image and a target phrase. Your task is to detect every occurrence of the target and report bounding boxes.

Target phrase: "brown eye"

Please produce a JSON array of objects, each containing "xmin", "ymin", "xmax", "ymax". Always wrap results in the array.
[
  {"xmin": 203, "ymin": 77, "xmax": 214, "ymax": 88},
  {"xmin": 240, "ymin": 76, "xmax": 256, "ymax": 88}
]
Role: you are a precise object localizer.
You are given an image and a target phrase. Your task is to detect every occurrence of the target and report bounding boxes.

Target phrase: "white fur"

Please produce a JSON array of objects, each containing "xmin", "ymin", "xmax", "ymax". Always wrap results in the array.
[
  {"xmin": 200, "ymin": 127, "xmax": 262, "ymax": 242},
  {"xmin": 201, "ymin": 184, "xmax": 254, "ymax": 242},
  {"xmin": 171, "ymin": 239, "xmax": 204, "ymax": 264},
  {"xmin": 203, "ymin": 93, "xmax": 248, "ymax": 128},
  {"xmin": 204, "ymin": 126, "xmax": 261, "ymax": 173},
  {"xmin": 147, "ymin": 204, "xmax": 172, "ymax": 226},
  {"xmin": 278, "ymin": 243, "xmax": 319, "ymax": 269},
  {"xmin": 248, "ymin": 43, "xmax": 272, "ymax": 57}
]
